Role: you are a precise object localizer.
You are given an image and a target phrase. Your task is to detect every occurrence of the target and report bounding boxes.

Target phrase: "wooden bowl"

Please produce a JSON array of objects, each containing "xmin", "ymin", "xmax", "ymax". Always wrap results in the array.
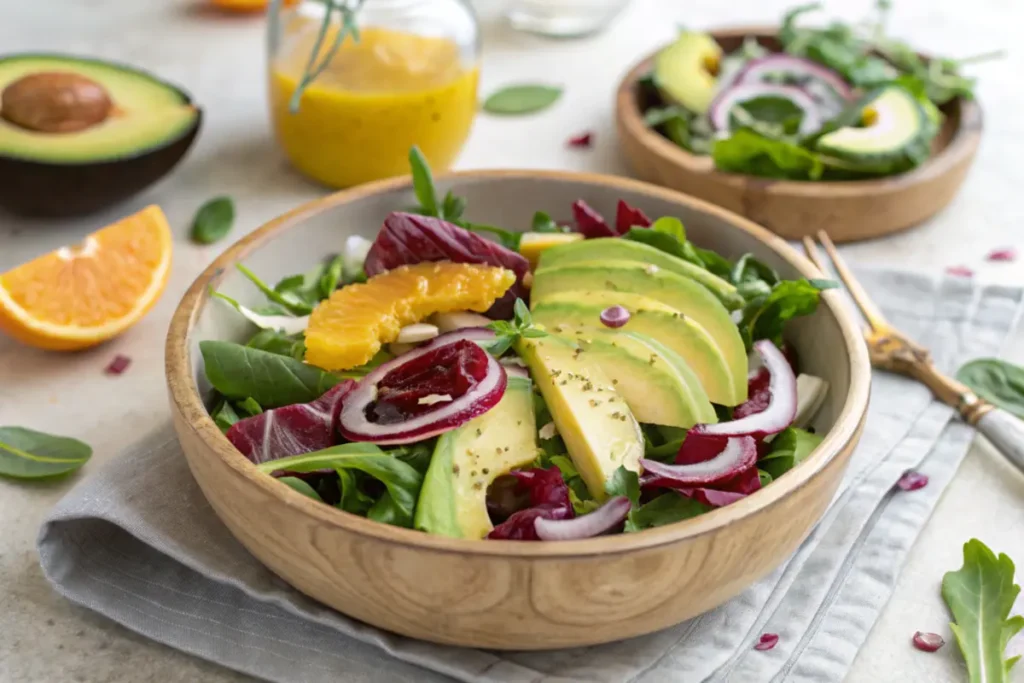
[
  {"xmin": 165, "ymin": 171, "xmax": 871, "ymax": 650},
  {"xmin": 615, "ymin": 28, "xmax": 983, "ymax": 242}
]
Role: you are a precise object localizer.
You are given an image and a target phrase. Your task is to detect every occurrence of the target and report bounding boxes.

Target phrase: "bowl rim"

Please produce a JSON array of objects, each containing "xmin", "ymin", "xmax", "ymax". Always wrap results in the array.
[
  {"xmin": 615, "ymin": 25, "xmax": 984, "ymax": 198},
  {"xmin": 166, "ymin": 168, "xmax": 871, "ymax": 559}
]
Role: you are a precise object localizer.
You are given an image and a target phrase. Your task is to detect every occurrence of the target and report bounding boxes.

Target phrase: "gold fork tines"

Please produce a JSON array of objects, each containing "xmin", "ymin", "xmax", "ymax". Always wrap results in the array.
[{"xmin": 803, "ymin": 231, "xmax": 993, "ymax": 426}]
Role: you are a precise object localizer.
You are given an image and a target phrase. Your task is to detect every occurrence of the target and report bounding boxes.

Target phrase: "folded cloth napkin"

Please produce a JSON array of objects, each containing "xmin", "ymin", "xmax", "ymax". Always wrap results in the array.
[{"xmin": 37, "ymin": 268, "xmax": 1024, "ymax": 683}]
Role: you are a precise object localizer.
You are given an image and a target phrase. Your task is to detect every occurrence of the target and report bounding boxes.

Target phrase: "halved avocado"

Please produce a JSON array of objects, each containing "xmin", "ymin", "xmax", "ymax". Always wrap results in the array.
[
  {"xmin": 654, "ymin": 32, "xmax": 722, "ymax": 115},
  {"xmin": 0, "ymin": 54, "xmax": 201, "ymax": 217},
  {"xmin": 813, "ymin": 86, "xmax": 931, "ymax": 175}
]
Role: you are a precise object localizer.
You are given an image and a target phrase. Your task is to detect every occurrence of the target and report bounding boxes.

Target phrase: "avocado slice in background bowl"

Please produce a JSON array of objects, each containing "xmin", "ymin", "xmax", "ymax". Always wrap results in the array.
[{"xmin": 0, "ymin": 53, "xmax": 201, "ymax": 218}]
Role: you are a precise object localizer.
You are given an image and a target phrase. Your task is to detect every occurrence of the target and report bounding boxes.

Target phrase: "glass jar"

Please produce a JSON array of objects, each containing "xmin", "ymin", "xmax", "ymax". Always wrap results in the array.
[
  {"xmin": 267, "ymin": 0, "xmax": 480, "ymax": 189},
  {"xmin": 505, "ymin": 0, "xmax": 632, "ymax": 38}
]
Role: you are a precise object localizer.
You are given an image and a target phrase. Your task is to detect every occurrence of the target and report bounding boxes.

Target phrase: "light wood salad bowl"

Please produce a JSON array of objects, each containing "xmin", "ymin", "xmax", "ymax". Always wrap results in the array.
[
  {"xmin": 615, "ymin": 28, "xmax": 983, "ymax": 242},
  {"xmin": 166, "ymin": 170, "xmax": 871, "ymax": 650}
]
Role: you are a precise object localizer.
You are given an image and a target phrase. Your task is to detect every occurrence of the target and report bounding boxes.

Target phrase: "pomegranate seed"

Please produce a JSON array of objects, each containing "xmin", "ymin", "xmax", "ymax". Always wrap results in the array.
[
  {"xmin": 567, "ymin": 131, "xmax": 594, "ymax": 148},
  {"xmin": 945, "ymin": 265, "xmax": 974, "ymax": 277},
  {"xmin": 896, "ymin": 470, "xmax": 928, "ymax": 491},
  {"xmin": 600, "ymin": 305, "xmax": 631, "ymax": 328},
  {"xmin": 986, "ymin": 248, "xmax": 1016, "ymax": 262},
  {"xmin": 104, "ymin": 354, "xmax": 132, "ymax": 376},
  {"xmin": 754, "ymin": 633, "xmax": 779, "ymax": 651},
  {"xmin": 912, "ymin": 631, "xmax": 945, "ymax": 652}
]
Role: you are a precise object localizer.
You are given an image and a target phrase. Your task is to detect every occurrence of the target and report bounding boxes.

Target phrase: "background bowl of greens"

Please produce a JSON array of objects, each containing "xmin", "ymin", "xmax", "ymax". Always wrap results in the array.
[
  {"xmin": 166, "ymin": 170, "xmax": 870, "ymax": 649},
  {"xmin": 616, "ymin": 5, "xmax": 986, "ymax": 242}
]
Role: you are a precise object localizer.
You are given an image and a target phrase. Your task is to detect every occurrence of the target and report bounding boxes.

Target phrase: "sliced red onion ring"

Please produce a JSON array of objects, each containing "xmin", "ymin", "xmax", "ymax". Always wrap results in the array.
[
  {"xmin": 641, "ymin": 436, "xmax": 757, "ymax": 487},
  {"xmin": 339, "ymin": 340, "xmax": 507, "ymax": 444},
  {"xmin": 600, "ymin": 305, "xmax": 631, "ymax": 328},
  {"xmin": 691, "ymin": 340, "xmax": 796, "ymax": 439},
  {"xmin": 709, "ymin": 82, "xmax": 822, "ymax": 135},
  {"xmin": 737, "ymin": 54, "xmax": 852, "ymax": 101},
  {"xmin": 534, "ymin": 496, "xmax": 631, "ymax": 541}
]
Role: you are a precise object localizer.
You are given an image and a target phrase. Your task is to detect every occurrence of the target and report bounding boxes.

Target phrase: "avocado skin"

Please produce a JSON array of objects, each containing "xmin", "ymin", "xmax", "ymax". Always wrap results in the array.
[{"xmin": 0, "ymin": 111, "xmax": 200, "ymax": 218}]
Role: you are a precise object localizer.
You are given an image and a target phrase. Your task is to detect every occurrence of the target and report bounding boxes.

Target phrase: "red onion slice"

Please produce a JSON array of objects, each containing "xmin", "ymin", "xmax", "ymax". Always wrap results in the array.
[
  {"xmin": 691, "ymin": 340, "xmax": 796, "ymax": 439},
  {"xmin": 737, "ymin": 54, "xmax": 852, "ymax": 100},
  {"xmin": 534, "ymin": 496, "xmax": 631, "ymax": 541},
  {"xmin": 709, "ymin": 83, "xmax": 822, "ymax": 135},
  {"xmin": 600, "ymin": 305, "xmax": 631, "ymax": 328},
  {"xmin": 339, "ymin": 340, "xmax": 507, "ymax": 444},
  {"xmin": 912, "ymin": 631, "xmax": 944, "ymax": 652},
  {"xmin": 641, "ymin": 436, "xmax": 757, "ymax": 487}
]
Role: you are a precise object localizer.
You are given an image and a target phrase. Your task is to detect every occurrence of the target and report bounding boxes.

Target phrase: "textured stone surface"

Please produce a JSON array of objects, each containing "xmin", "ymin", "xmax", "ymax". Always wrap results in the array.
[{"xmin": 1, "ymin": 0, "xmax": 1022, "ymax": 681}]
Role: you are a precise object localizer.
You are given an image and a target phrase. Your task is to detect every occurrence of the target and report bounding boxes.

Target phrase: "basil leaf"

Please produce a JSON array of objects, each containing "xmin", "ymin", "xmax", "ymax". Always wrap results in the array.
[
  {"xmin": 190, "ymin": 196, "xmax": 235, "ymax": 245},
  {"xmin": 624, "ymin": 493, "xmax": 710, "ymax": 533},
  {"xmin": 277, "ymin": 476, "xmax": 324, "ymax": 502},
  {"xmin": 0, "ymin": 426, "xmax": 92, "ymax": 479},
  {"xmin": 956, "ymin": 358, "xmax": 1024, "ymax": 419},
  {"xmin": 257, "ymin": 443, "xmax": 424, "ymax": 528},
  {"xmin": 482, "ymin": 84, "xmax": 563, "ymax": 115},
  {"xmin": 605, "ymin": 466, "xmax": 641, "ymax": 508},
  {"xmin": 408, "ymin": 145, "xmax": 439, "ymax": 217},
  {"xmin": 200, "ymin": 340, "xmax": 340, "ymax": 408},
  {"xmin": 942, "ymin": 539, "xmax": 1024, "ymax": 682}
]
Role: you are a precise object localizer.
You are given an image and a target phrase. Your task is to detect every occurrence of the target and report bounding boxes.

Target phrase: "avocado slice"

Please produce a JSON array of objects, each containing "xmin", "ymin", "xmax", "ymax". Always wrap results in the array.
[
  {"xmin": 518, "ymin": 335, "xmax": 643, "ymax": 500},
  {"xmin": 814, "ymin": 86, "xmax": 931, "ymax": 175},
  {"xmin": 518, "ymin": 231, "xmax": 583, "ymax": 268},
  {"xmin": 654, "ymin": 32, "xmax": 722, "ymax": 115},
  {"xmin": 532, "ymin": 291, "xmax": 741, "ymax": 406},
  {"xmin": 415, "ymin": 376, "xmax": 538, "ymax": 539},
  {"xmin": 552, "ymin": 328, "xmax": 716, "ymax": 428},
  {"xmin": 0, "ymin": 54, "xmax": 201, "ymax": 217},
  {"xmin": 531, "ymin": 260, "xmax": 748, "ymax": 405},
  {"xmin": 537, "ymin": 237, "xmax": 743, "ymax": 310}
]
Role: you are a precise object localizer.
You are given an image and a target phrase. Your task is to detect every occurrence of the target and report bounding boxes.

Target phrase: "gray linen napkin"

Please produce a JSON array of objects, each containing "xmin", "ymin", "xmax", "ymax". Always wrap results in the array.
[{"xmin": 37, "ymin": 268, "xmax": 1024, "ymax": 683}]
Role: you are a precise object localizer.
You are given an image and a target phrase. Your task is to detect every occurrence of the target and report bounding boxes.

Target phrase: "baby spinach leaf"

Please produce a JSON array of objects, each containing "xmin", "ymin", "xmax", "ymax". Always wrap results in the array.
[
  {"xmin": 236, "ymin": 397, "xmax": 263, "ymax": 417},
  {"xmin": 650, "ymin": 216, "xmax": 687, "ymax": 242},
  {"xmin": 337, "ymin": 470, "xmax": 375, "ymax": 515},
  {"xmin": 644, "ymin": 438, "xmax": 684, "ymax": 463},
  {"xmin": 211, "ymin": 399, "xmax": 241, "ymax": 434},
  {"xmin": 942, "ymin": 539, "xmax": 1024, "ymax": 683},
  {"xmin": 190, "ymin": 196, "xmax": 235, "ymax": 245},
  {"xmin": 257, "ymin": 443, "xmax": 424, "ymax": 528},
  {"xmin": 200, "ymin": 341, "xmax": 340, "ymax": 409},
  {"xmin": 408, "ymin": 145, "xmax": 439, "ymax": 217},
  {"xmin": 0, "ymin": 427, "xmax": 92, "ymax": 479},
  {"xmin": 623, "ymin": 227, "xmax": 687, "ymax": 260},
  {"xmin": 386, "ymin": 442, "xmax": 434, "ymax": 475},
  {"xmin": 246, "ymin": 329, "xmax": 306, "ymax": 361},
  {"xmin": 758, "ymin": 469, "xmax": 774, "ymax": 487},
  {"xmin": 605, "ymin": 466, "xmax": 641, "ymax": 508},
  {"xmin": 277, "ymin": 476, "xmax": 324, "ymax": 502},
  {"xmin": 713, "ymin": 129, "xmax": 825, "ymax": 180},
  {"xmin": 956, "ymin": 359, "xmax": 1024, "ymax": 419},
  {"xmin": 759, "ymin": 427, "xmax": 823, "ymax": 479},
  {"xmin": 624, "ymin": 493, "xmax": 710, "ymax": 533},
  {"xmin": 482, "ymin": 84, "xmax": 563, "ymax": 115}
]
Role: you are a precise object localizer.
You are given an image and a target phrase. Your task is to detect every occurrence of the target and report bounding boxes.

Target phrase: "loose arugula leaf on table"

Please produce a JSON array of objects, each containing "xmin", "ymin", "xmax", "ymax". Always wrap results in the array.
[
  {"xmin": 200, "ymin": 341, "xmax": 341, "ymax": 409},
  {"xmin": 739, "ymin": 278, "xmax": 838, "ymax": 348},
  {"xmin": 942, "ymin": 539, "xmax": 1024, "ymax": 683},
  {"xmin": 956, "ymin": 359, "xmax": 1024, "ymax": 419},
  {"xmin": 190, "ymin": 196, "xmax": 235, "ymax": 245},
  {"xmin": 482, "ymin": 84, "xmax": 563, "ymax": 115},
  {"xmin": 0, "ymin": 427, "xmax": 92, "ymax": 479},
  {"xmin": 624, "ymin": 493, "xmax": 711, "ymax": 533},
  {"xmin": 759, "ymin": 427, "xmax": 823, "ymax": 480},
  {"xmin": 256, "ymin": 443, "xmax": 424, "ymax": 528},
  {"xmin": 488, "ymin": 299, "xmax": 548, "ymax": 356}
]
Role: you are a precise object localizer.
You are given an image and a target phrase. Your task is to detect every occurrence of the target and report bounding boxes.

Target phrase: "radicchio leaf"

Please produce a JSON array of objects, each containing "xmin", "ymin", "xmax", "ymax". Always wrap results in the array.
[
  {"xmin": 615, "ymin": 199, "xmax": 651, "ymax": 234},
  {"xmin": 571, "ymin": 200, "xmax": 617, "ymax": 238},
  {"xmin": 226, "ymin": 380, "xmax": 354, "ymax": 464},
  {"xmin": 363, "ymin": 212, "xmax": 529, "ymax": 319},
  {"xmin": 487, "ymin": 467, "xmax": 574, "ymax": 540}
]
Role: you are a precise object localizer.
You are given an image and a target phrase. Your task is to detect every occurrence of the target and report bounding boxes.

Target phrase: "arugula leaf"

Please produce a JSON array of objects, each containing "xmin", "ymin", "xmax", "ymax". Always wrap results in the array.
[
  {"xmin": 200, "ymin": 341, "xmax": 341, "ymax": 408},
  {"xmin": 759, "ymin": 427, "xmax": 823, "ymax": 479},
  {"xmin": 0, "ymin": 426, "xmax": 92, "ymax": 479},
  {"xmin": 237, "ymin": 264, "xmax": 315, "ymax": 315},
  {"xmin": 532, "ymin": 211, "xmax": 569, "ymax": 234},
  {"xmin": 441, "ymin": 190, "xmax": 466, "ymax": 223},
  {"xmin": 605, "ymin": 466, "xmax": 641, "ymax": 508},
  {"xmin": 319, "ymin": 254, "xmax": 344, "ymax": 300},
  {"xmin": 956, "ymin": 359, "xmax": 1024, "ymax": 419},
  {"xmin": 713, "ymin": 129, "xmax": 825, "ymax": 180},
  {"xmin": 190, "ymin": 196, "xmax": 235, "ymax": 245},
  {"xmin": 693, "ymin": 246, "xmax": 734, "ymax": 279},
  {"xmin": 942, "ymin": 539, "xmax": 1024, "ymax": 683},
  {"xmin": 739, "ymin": 279, "xmax": 838, "ymax": 348},
  {"xmin": 624, "ymin": 493, "xmax": 710, "ymax": 533},
  {"xmin": 277, "ymin": 476, "xmax": 324, "ymax": 502},
  {"xmin": 211, "ymin": 291, "xmax": 309, "ymax": 336},
  {"xmin": 408, "ymin": 145, "xmax": 439, "ymax": 217},
  {"xmin": 257, "ymin": 443, "xmax": 424, "ymax": 528},
  {"xmin": 731, "ymin": 253, "xmax": 780, "ymax": 288}
]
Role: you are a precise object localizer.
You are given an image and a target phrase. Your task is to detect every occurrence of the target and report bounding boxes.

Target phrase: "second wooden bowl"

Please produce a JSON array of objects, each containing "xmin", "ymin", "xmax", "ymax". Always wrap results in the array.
[
  {"xmin": 166, "ymin": 171, "xmax": 871, "ymax": 649},
  {"xmin": 615, "ymin": 28, "xmax": 983, "ymax": 242}
]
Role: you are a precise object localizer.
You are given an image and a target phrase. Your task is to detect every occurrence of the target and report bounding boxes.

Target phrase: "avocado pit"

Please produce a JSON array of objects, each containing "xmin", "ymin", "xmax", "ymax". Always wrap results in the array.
[{"xmin": 1, "ymin": 71, "xmax": 112, "ymax": 134}]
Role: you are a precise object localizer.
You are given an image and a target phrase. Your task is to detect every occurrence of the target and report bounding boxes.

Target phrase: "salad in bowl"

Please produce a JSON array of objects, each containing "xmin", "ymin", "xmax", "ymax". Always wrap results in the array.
[{"xmin": 197, "ymin": 149, "xmax": 837, "ymax": 543}]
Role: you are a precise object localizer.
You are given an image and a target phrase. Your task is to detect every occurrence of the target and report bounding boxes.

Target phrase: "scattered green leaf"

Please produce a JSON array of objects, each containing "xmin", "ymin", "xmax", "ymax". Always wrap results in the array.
[
  {"xmin": 957, "ymin": 359, "xmax": 1024, "ymax": 419},
  {"xmin": 605, "ymin": 466, "xmax": 641, "ymax": 508},
  {"xmin": 482, "ymin": 84, "xmax": 563, "ymax": 115},
  {"xmin": 190, "ymin": 196, "xmax": 235, "ymax": 245},
  {"xmin": 211, "ymin": 399, "xmax": 241, "ymax": 434},
  {"xmin": 759, "ymin": 427, "xmax": 823, "ymax": 479},
  {"xmin": 0, "ymin": 427, "xmax": 92, "ymax": 479},
  {"xmin": 408, "ymin": 145, "xmax": 439, "ymax": 217},
  {"xmin": 739, "ymin": 278, "xmax": 837, "ymax": 348}
]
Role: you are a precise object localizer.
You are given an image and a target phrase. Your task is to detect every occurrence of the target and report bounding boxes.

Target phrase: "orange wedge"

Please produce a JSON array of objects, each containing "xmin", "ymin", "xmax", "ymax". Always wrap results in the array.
[{"xmin": 0, "ymin": 205, "xmax": 173, "ymax": 351}]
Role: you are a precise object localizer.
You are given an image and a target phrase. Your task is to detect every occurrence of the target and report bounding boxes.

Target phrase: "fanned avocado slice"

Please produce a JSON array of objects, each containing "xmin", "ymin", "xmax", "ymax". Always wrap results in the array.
[{"xmin": 654, "ymin": 32, "xmax": 722, "ymax": 115}]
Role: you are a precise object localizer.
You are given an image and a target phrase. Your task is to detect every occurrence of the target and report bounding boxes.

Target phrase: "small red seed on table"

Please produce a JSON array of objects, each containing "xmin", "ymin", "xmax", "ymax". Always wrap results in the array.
[
  {"xmin": 912, "ymin": 631, "xmax": 944, "ymax": 652},
  {"xmin": 754, "ymin": 633, "xmax": 779, "ymax": 651},
  {"xmin": 105, "ymin": 354, "xmax": 132, "ymax": 375}
]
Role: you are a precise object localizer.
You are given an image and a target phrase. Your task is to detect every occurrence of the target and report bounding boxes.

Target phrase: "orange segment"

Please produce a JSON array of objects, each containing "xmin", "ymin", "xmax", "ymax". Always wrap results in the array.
[
  {"xmin": 0, "ymin": 205, "xmax": 173, "ymax": 351},
  {"xmin": 305, "ymin": 261, "xmax": 515, "ymax": 371}
]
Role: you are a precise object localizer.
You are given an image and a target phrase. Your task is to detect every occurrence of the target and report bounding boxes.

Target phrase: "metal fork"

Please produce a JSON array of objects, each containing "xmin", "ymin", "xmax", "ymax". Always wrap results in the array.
[{"xmin": 803, "ymin": 231, "xmax": 1024, "ymax": 474}]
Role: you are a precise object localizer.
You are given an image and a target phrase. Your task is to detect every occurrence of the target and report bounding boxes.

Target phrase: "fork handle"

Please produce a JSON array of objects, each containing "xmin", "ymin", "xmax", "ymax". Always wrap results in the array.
[{"xmin": 974, "ymin": 408, "xmax": 1024, "ymax": 474}]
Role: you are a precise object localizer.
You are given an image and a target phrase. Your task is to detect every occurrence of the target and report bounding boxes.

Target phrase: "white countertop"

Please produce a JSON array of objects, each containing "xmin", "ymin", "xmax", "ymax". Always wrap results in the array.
[{"xmin": 1, "ymin": 0, "xmax": 1023, "ymax": 681}]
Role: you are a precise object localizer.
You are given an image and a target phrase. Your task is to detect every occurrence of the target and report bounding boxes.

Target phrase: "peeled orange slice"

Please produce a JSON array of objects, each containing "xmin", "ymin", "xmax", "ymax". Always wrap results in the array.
[
  {"xmin": 0, "ymin": 205, "xmax": 173, "ymax": 351},
  {"xmin": 305, "ymin": 261, "xmax": 515, "ymax": 371}
]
